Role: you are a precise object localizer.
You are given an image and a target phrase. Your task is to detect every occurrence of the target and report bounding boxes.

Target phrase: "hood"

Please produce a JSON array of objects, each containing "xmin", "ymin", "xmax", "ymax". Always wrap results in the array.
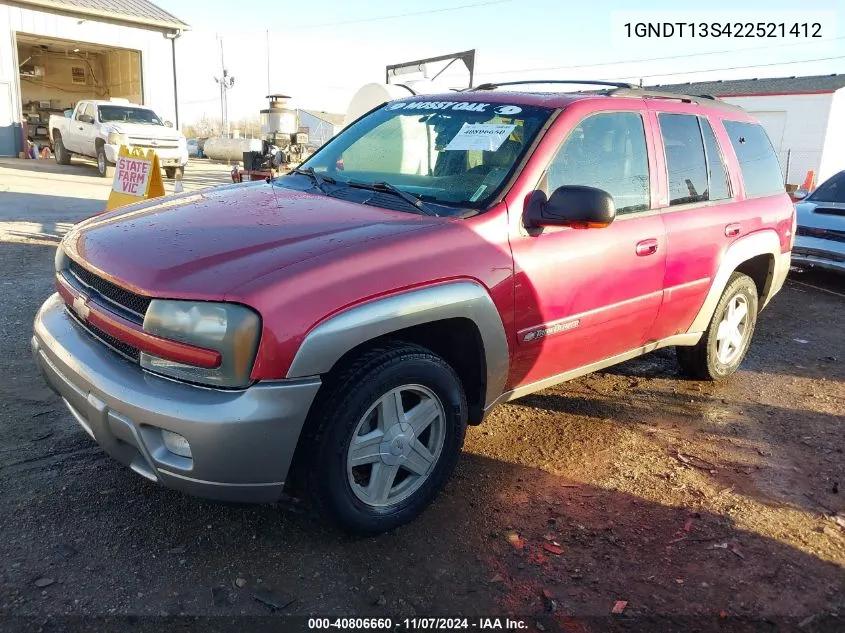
[
  {"xmin": 63, "ymin": 183, "xmax": 439, "ymax": 299},
  {"xmin": 796, "ymin": 200, "xmax": 845, "ymax": 231},
  {"xmin": 107, "ymin": 122, "xmax": 183, "ymax": 141}
]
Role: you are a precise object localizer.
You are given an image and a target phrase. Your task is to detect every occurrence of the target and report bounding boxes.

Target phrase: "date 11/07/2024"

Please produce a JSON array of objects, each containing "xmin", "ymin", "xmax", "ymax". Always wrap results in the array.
[
  {"xmin": 308, "ymin": 618, "xmax": 529, "ymax": 630},
  {"xmin": 624, "ymin": 22, "xmax": 823, "ymax": 38}
]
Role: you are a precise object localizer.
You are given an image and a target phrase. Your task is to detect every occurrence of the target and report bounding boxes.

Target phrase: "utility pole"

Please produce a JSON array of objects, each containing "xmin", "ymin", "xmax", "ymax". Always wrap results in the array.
[
  {"xmin": 266, "ymin": 29, "xmax": 271, "ymax": 95},
  {"xmin": 214, "ymin": 36, "xmax": 235, "ymax": 137}
]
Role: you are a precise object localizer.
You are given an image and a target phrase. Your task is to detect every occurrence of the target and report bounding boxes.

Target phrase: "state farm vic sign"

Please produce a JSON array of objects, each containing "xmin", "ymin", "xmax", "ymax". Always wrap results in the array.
[
  {"xmin": 106, "ymin": 146, "xmax": 165, "ymax": 211},
  {"xmin": 114, "ymin": 155, "xmax": 152, "ymax": 195}
]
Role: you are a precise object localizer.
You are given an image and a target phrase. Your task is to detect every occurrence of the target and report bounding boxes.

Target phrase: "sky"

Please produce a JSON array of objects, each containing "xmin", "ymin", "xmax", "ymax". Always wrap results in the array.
[{"xmin": 154, "ymin": 0, "xmax": 844, "ymax": 126}]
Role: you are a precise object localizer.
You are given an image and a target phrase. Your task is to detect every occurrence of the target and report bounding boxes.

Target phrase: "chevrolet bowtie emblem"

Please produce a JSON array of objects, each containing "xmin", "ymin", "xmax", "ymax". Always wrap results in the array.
[{"xmin": 72, "ymin": 295, "xmax": 90, "ymax": 321}]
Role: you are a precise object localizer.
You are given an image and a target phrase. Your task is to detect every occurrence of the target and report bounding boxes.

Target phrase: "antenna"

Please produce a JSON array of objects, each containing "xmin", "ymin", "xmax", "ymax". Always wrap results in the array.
[{"xmin": 214, "ymin": 36, "xmax": 235, "ymax": 137}]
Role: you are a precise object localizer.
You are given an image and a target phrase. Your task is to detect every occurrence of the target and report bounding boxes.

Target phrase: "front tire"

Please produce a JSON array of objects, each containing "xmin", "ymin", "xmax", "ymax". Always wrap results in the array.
[
  {"xmin": 96, "ymin": 145, "xmax": 114, "ymax": 178},
  {"xmin": 297, "ymin": 343, "xmax": 468, "ymax": 534},
  {"xmin": 677, "ymin": 272, "xmax": 759, "ymax": 380}
]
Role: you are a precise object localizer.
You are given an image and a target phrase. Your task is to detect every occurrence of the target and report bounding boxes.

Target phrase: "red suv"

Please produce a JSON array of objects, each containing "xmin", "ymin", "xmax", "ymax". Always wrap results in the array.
[{"xmin": 32, "ymin": 81, "xmax": 794, "ymax": 533}]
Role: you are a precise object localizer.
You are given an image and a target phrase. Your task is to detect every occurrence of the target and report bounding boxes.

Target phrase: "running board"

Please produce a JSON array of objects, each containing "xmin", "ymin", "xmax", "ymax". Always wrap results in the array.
[{"xmin": 484, "ymin": 333, "xmax": 702, "ymax": 413}]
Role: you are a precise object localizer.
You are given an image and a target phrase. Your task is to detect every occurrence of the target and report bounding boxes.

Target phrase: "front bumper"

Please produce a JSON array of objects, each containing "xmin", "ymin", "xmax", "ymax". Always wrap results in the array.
[
  {"xmin": 792, "ymin": 236, "xmax": 845, "ymax": 273},
  {"xmin": 104, "ymin": 144, "xmax": 189, "ymax": 168},
  {"xmin": 32, "ymin": 293, "xmax": 320, "ymax": 503}
]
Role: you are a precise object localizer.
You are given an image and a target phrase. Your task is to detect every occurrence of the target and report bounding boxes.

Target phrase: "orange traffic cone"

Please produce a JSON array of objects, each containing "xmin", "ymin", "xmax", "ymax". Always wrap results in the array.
[{"xmin": 800, "ymin": 170, "xmax": 816, "ymax": 192}]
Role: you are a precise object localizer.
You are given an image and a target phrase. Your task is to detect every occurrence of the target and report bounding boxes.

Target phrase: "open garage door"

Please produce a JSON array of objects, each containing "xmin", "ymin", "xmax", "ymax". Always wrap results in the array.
[{"xmin": 16, "ymin": 33, "xmax": 142, "ymax": 152}]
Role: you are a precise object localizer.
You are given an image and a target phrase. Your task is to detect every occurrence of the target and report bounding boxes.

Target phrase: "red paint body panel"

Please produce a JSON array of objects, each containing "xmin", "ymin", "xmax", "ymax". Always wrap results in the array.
[
  {"xmin": 504, "ymin": 98, "xmax": 668, "ymax": 387},
  {"xmin": 60, "ymin": 90, "xmax": 794, "ymax": 387}
]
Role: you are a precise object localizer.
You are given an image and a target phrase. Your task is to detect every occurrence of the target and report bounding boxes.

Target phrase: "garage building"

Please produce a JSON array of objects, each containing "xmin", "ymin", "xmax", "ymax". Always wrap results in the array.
[
  {"xmin": 650, "ymin": 74, "xmax": 845, "ymax": 187},
  {"xmin": 0, "ymin": 0, "xmax": 189, "ymax": 157}
]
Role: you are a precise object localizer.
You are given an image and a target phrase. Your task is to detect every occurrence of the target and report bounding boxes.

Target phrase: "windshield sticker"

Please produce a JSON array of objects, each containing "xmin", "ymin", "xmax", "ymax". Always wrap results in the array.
[
  {"xmin": 445, "ymin": 123, "xmax": 517, "ymax": 152},
  {"xmin": 470, "ymin": 184, "xmax": 488, "ymax": 202},
  {"xmin": 387, "ymin": 101, "xmax": 525, "ymax": 113}
]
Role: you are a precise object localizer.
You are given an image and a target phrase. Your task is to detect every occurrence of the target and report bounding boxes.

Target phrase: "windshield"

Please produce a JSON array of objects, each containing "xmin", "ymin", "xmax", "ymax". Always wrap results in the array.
[
  {"xmin": 284, "ymin": 100, "xmax": 553, "ymax": 215},
  {"xmin": 98, "ymin": 106, "xmax": 163, "ymax": 125},
  {"xmin": 808, "ymin": 171, "xmax": 845, "ymax": 203}
]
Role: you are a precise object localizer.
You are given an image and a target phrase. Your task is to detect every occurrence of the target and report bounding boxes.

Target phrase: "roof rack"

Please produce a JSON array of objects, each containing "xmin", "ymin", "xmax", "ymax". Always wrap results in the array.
[
  {"xmin": 610, "ymin": 87, "xmax": 744, "ymax": 111},
  {"xmin": 467, "ymin": 80, "xmax": 745, "ymax": 112},
  {"xmin": 470, "ymin": 79, "xmax": 639, "ymax": 91}
]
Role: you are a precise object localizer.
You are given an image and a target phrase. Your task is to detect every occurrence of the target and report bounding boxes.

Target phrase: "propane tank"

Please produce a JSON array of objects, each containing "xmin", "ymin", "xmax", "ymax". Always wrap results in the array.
[{"xmin": 343, "ymin": 80, "xmax": 455, "ymax": 126}]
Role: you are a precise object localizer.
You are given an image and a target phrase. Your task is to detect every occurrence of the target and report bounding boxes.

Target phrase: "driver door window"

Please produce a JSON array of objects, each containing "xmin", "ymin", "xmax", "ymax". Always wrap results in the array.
[
  {"xmin": 76, "ymin": 104, "xmax": 96, "ymax": 154},
  {"xmin": 544, "ymin": 112, "xmax": 650, "ymax": 215}
]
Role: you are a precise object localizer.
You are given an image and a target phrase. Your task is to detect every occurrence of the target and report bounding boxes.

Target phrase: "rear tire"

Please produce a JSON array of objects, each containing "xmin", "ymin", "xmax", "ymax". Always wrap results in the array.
[
  {"xmin": 296, "ymin": 342, "xmax": 468, "ymax": 535},
  {"xmin": 164, "ymin": 167, "xmax": 176, "ymax": 179},
  {"xmin": 54, "ymin": 137, "xmax": 71, "ymax": 165},
  {"xmin": 676, "ymin": 272, "xmax": 759, "ymax": 380}
]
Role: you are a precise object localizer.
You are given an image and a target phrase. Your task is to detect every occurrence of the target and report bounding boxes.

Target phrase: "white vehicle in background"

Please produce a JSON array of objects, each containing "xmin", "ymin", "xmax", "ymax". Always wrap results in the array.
[{"xmin": 49, "ymin": 99, "xmax": 188, "ymax": 179}]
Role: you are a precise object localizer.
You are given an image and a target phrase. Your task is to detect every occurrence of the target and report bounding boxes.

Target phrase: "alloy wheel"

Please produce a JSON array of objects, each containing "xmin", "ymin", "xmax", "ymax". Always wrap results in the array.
[{"xmin": 346, "ymin": 384, "xmax": 446, "ymax": 508}]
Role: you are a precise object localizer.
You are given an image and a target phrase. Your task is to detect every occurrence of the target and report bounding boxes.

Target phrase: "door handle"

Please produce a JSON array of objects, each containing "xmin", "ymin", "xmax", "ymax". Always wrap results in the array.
[
  {"xmin": 725, "ymin": 223, "xmax": 741, "ymax": 237},
  {"xmin": 77, "ymin": 126, "xmax": 84, "ymax": 130},
  {"xmin": 636, "ymin": 238, "xmax": 659, "ymax": 256}
]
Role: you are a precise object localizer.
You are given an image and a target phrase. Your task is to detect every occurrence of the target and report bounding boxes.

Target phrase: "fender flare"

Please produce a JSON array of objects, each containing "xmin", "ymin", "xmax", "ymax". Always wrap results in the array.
[
  {"xmin": 286, "ymin": 280, "xmax": 510, "ymax": 409},
  {"xmin": 687, "ymin": 230, "xmax": 787, "ymax": 334}
]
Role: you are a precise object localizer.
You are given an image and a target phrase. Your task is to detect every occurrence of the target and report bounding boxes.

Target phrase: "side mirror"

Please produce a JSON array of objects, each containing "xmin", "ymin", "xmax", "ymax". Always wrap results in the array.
[
  {"xmin": 78, "ymin": 114, "xmax": 94, "ymax": 124},
  {"xmin": 791, "ymin": 190, "xmax": 807, "ymax": 201},
  {"xmin": 524, "ymin": 185, "xmax": 616, "ymax": 229},
  {"xmin": 164, "ymin": 120, "xmax": 174, "ymax": 128}
]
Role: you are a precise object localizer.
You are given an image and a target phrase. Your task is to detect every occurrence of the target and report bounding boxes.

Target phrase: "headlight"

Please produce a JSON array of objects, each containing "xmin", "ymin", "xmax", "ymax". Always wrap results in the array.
[
  {"xmin": 107, "ymin": 132, "xmax": 128, "ymax": 146},
  {"xmin": 54, "ymin": 245, "xmax": 69, "ymax": 272},
  {"xmin": 141, "ymin": 300, "xmax": 261, "ymax": 388}
]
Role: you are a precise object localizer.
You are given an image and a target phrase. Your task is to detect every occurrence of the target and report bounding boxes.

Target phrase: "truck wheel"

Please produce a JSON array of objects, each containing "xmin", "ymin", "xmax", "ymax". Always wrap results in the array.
[
  {"xmin": 298, "ymin": 343, "xmax": 467, "ymax": 534},
  {"xmin": 677, "ymin": 272, "xmax": 759, "ymax": 380},
  {"xmin": 164, "ymin": 167, "xmax": 176, "ymax": 179},
  {"xmin": 96, "ymin": 146, "xmax": 114, "ymax": 178},
  {"xmin": 54, "ymin": 137, "xmax": 71, "ymax": 165}
]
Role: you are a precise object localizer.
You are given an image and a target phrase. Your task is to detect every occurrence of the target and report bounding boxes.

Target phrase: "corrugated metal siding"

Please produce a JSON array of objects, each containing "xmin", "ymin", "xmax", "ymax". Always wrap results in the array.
[
  {"xmin": 0, "ymin": 1, "xmax": 177, "ymax": 155},
  {"xmin": 298, "ymin": 110, "xmax": 341, "ymax": 148},
  {"xmin": 650, "ymin": 74, "xmax": 845, "ymax": 97},
  {"xmin": 722, "ymin": 93, "xmax": 834, "ymax": 186}
]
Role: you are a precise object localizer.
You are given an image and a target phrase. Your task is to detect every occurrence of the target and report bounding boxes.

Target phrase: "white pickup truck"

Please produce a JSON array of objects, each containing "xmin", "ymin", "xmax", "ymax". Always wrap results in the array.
[{"xmin": 49, "ymin": 99, "xmax": 189, "ymax": 179}]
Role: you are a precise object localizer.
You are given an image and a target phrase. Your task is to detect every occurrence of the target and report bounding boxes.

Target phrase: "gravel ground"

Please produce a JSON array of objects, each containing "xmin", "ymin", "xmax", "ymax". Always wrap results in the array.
[{"xmin": 0, "ymin": 160, "xmax": 843, "ymax": 632}]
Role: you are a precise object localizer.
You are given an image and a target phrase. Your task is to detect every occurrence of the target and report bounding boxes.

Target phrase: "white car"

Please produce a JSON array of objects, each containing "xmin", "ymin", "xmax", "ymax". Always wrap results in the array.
[{"xmin": 49, "ymin": 99, "xmax": 189, "ymax": 179}]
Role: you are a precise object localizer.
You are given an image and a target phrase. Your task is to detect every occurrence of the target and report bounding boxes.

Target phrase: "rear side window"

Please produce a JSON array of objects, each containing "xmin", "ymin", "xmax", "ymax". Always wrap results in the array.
[
  {"xmin": 658, "ymin": 114, "xmax": 708, "ymax": 206},
  {"xmin": 723, "ymin": 121, "xmax": 784, "ymax": 198},
  {"xmin": 700, "ymin": 119, "xmax": 730, "ymax": 201},
  {"xmin": 546, "ymin": 111, "xmax": 650, "ymax": 215}
]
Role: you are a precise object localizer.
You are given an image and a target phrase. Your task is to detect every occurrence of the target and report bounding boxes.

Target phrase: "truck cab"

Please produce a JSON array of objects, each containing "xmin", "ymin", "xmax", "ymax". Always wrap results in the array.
[{"xmin": 49, "ymin": 99, "xmax": 188, "ymax": 179}]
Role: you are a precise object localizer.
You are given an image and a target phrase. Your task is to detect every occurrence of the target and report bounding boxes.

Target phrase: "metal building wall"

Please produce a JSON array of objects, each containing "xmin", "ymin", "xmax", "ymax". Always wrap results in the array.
[{"xmin": 0, "ymin": 1, "xmax": 176, "ymax": 156}]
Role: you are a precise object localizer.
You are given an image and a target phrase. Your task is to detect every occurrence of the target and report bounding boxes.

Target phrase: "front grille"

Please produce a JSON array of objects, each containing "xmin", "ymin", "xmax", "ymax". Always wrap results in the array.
[
  {"xmin": 128, "ymin": 138, "xmax": 179, "ymax": 149},
  {"xmin": 796, "ymin": 226, "xmax": 845, "ymax": 244},
  {"xmin": 67, "ymin": 260, "xmax": 151, "ymax": 319},
  {"xmin": 792, "ymin": 246, "xmax": 845, "ymax": 263},
  {"xmin": 68, "ymin": 309, "xmax": 141, "ymax": 362}
]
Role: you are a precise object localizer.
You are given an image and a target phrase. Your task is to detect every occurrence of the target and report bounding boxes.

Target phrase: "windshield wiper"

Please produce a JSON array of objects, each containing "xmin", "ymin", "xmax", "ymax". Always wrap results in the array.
[
  {"xmin": 347, "ymin": 180, "xmax": 437, "ymax": 216},
  {"xmin": 290, "ymin": 167, "xmax": 336, "ymax": 193}
]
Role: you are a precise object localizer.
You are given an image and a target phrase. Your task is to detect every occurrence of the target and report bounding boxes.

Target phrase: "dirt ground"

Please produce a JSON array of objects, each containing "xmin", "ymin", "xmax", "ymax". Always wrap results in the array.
[{"xmin": 0, "ymin": 159, "xmax": 843, "ymax": 632}]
